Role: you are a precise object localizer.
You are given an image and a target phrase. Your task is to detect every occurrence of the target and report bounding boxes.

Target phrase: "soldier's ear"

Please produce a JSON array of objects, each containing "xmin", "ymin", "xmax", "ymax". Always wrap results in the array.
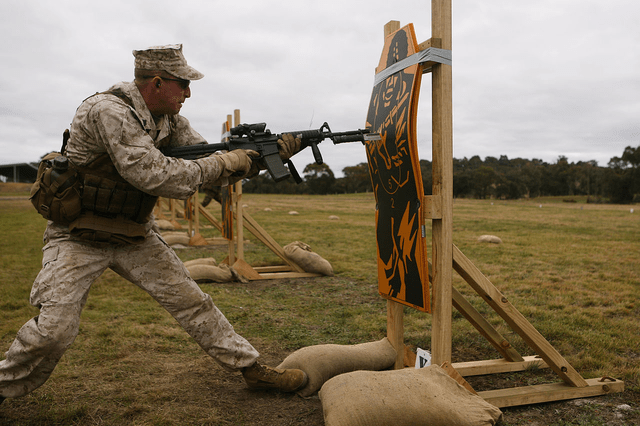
[{"xmin": 153, "ymin": 76, "xmax": 162, "ymax": 89}]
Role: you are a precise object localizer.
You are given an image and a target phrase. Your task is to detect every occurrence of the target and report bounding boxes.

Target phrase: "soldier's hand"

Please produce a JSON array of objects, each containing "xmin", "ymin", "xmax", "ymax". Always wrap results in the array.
[
  {"xmin": 218, "ymin": 149, "xmax": 256, "ymax": 178},
  {"xmin": 196, "ymin": 149, "xmax": 260, "ymax": 188},
  {"xmin": 278, "ymin": 133, "xmax": 302, "ymax": 161},
  {"xmin": 244, "ymin": 149, "xmax": 263, "ymax": 178}
]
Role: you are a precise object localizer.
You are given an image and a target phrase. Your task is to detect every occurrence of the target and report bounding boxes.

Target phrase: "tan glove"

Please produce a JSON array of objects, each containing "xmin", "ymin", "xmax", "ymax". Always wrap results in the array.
[
  {"xmin": 217, "ymin": 149, "xmax": 257, "ymax": 178},
  {"xmin": 278, "ymin": 133, "xmax": 302, "ymax": 161},
  {"xmin": 244, "ymin": 150, "xmax": 263, "ymax": 178},
  {"xmin": 196, "ymin": 149, "xmax": 259, "ymax": 187}
]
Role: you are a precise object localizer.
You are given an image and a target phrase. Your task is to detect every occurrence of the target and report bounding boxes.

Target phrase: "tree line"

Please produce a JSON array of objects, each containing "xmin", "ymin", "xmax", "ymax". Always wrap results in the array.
[{"xmin": 242, "ymin": 144, "xmax": 640, "ymax": 204}]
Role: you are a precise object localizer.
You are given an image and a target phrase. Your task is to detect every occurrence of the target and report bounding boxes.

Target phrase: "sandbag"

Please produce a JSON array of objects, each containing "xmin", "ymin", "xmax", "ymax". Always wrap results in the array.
[
  {"xmin": 319, "ymin": 365, "xmax": 502, "ymax": 426},
  {"xmin": 277, "ymin": 338, "xmax": 396, "ymax": 397},
  {"xmin": 187, "ymin": 263, "xmax": 233, "ymax": 283},
  {"xmin": 161, "ymin": 232, "xmax": 191, "ymax": 246},
  {"xmin": 186, "ymin": 263, "xmax": 247, "ymax": 283},
  {"xmin": 183, "ymin": 257, "xmax": 217, "ymax": 268},
  {"xmin": 155, "ymin": 219, "xmax": 175, "ymax": 230},
  {"xmin": 283, "ymin": 241, "xmax": 333, "ymax": 276},
  {"xmin": 477, "ymin": 235, "xmax": 502, "ymax": 244}
]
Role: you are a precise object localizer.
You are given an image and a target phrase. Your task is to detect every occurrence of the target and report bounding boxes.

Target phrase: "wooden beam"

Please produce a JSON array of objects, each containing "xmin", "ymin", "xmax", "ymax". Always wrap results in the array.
[
  {"xmin": 452, "ymin": 355, "xmax": 547, "ymax": 377},
  {"xmin": 257, "ymin": 272, "xmax": 322, "ymax": 280},
  {"xmin": 187, "ymin": 194, "xmax": 194, "ymax": 237},
  {"xmin": 231, "ymin": 259, "xmax": 320, "ymax": 281},
  {"xmin": 440, "ymin": 361, "xmax": 477, "ymax": 394},
  {"xmin": 253, "ymin": 265, "xmax": 295, "ymax": 273},
  {"xmin": 233, "ymin": 109, "xmax": 245, "ymax": 261},
  {"xmin": 387, "ymin": 300, "xmax": 404, "ymax": 369},
  {"xmin": 418, "ymin": 38, "xmax": 444, "ymax": 74},
  {"xmin": 198, "ymin": 205, "xmax": 223, "ymax": 233},
  {"xmin": 452, "ymin": 286, "xmax": 524, "ymax": 362},
  {"xmin": 431, "ymin": 0, "xmax": 454, "ymax": 366},
  {"xmin": 478, "ymin": 377, "xmax": 624, "ymax": 409},
  {"xmin": 231, "ymin": 258, "xmax": 263, "ymax": 280},
  {"xmin": 423, "ymin": 194, "xmax": 442, "ymax": 219},
  {"xmin": 194, "ymin": 191, "xmax": 201, "ymax": 235},
  {"xmin": 452, "ymin": 244, "xmax": 589, "ymax": 387},
  {"xmin": 240, "ymin": 211, "xmax": 305, "ymax": 272},
  {"xmin": 384, "ymin": 20, "xmax": 400, "ymax": 36},
  {"xmin": 426, "ymin": 257, "xmax": 523, "ymax": 362},
  {"xmin": 418, "ymin": 37, "xmax": 442, "ymax": 50}
]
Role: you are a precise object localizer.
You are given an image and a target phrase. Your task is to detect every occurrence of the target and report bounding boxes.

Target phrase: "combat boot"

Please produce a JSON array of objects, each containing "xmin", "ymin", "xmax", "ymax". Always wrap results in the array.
[{"xmin": 242, "ymin": 362, "xmax": 308, "ymax": 392}]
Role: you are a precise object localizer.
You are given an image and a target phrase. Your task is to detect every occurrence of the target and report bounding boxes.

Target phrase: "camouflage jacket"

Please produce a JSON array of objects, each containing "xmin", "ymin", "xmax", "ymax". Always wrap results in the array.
[{"xmin": 66, "ymin": 81, "xmax": 211, "ymax": 200}]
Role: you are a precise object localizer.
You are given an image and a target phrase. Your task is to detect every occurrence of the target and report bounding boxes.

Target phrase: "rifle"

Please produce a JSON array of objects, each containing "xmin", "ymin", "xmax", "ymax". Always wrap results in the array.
[{"xmin": 160, "ymin": 122, "xmax": 380, "ymax": 183}]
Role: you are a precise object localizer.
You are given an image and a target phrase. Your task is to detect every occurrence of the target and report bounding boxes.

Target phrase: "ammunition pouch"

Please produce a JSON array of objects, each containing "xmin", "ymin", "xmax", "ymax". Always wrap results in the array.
[
  {"xmin": 71, "ymin": 154, "xmax": 158, "ymax": 244},
  {"xmin": 31, "ymin": 149, "xmax": 158, "ymax": 244},
  {"xmin": 80, "ymin": 173, "xmax": 158, "ymax": 224},
  {"xmin": 30, "ymin": 152, "xmax": 82, "ymax": 225}
]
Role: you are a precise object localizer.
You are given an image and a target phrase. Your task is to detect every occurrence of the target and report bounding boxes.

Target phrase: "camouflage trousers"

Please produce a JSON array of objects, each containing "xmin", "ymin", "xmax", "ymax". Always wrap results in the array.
[{"xmin": 0, "ymin": 228, "xmax": 259, "ymax": 399}]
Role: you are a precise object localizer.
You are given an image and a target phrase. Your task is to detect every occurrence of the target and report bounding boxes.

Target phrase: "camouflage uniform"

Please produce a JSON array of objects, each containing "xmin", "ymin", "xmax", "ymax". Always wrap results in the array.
[{"xmin": 0, "ymin": 46, "xmax": 260, "ymax": 399}]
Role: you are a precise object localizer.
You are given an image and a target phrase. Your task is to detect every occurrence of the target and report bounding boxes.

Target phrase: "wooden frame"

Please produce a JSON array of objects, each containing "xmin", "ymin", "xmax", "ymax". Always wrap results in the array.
[
  {"xmin": 154, "ymin": 110, "xmax": 322, "ymax": 281},
  {"xmin": 222, "ymin": 110, "xmax": 322, "ymax": 281},
  {"xmin": 383, "ymin": 1, "xmax": 623, "ymax": 409}
]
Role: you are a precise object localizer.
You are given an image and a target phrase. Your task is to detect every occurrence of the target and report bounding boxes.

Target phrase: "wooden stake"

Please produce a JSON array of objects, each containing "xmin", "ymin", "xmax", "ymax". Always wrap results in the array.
[
  {"xmin": 431, "ymin": 0, "xmax": 454, "ymax": 366},
  {"xmin": 233, "ymin": 109, "xmax": 245, "ymax": 261},
  {"xmin": 194, "ymin": 190, "xmax": 200, "ymax": 234},
  {"xmin": 226, "ymin": 114, "xmax": 235, "ymax": 266},
  {"xmin": 387, "ymin": 300, "xmax": 404, "ymax": 369}
]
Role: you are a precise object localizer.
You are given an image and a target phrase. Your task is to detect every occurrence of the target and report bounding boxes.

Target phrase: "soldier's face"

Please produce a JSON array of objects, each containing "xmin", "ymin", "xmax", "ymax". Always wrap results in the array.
[{"xmin": 153, "ymin": 78, "xmax": 191, "ymax": 115}]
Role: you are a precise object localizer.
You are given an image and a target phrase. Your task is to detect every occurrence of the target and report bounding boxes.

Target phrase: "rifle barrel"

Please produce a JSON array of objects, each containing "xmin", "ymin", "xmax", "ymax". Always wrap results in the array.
[{"xmin": 331, "ymin": 130, "xmax": 381, "ymax": 144}]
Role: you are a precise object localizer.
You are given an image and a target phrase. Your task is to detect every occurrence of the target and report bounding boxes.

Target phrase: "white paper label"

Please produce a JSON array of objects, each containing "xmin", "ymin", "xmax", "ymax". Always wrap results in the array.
[{"xmin": 415, "ymin": 348, "xmax": 432, "ymax": 369}]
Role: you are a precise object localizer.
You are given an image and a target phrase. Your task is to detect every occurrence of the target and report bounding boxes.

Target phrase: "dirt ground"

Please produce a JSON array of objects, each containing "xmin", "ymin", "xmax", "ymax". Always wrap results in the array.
[
  {"xmin": 187, "ymin": 341, "xmax": 640, "ymax": 426},
  {"xmin": 236, "ymin": 341, "xmax": 639, "ymax": 426},
  {"xmin": 0, "ymin": 327, "xmax": 637, "ymax": 424},
  {"xmin": 1, "ymin": 338, "xmax": 638, "ymax": 426},
  {"xmin": 1, "ymin": 183, "xmax": 638, "ymax": 425},
  {"xmin": 193, "ymin": 342, "xmax": 640, "ymax": 426}
]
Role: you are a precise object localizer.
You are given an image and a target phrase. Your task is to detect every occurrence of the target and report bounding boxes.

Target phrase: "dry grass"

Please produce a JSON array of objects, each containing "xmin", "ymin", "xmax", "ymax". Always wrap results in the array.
[{"xmin": 1, "ymin": 192, "xmax": 639, "ymax": 425}]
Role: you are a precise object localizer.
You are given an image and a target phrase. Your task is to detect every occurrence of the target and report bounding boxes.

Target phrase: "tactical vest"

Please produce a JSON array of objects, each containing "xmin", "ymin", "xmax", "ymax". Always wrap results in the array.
[
  {"xmin": 68, "ymin": 153, "xmax": 158, "ymax": 244},
  {"xmin": 49, "ymin": 88, "xmax": 164, "ymax": 244}
]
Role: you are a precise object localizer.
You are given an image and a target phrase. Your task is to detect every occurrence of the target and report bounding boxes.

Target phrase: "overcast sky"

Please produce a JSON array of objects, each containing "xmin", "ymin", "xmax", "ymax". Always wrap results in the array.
[{"xmin": 1, "ymin": 0, "xmax": 638, "ymax": 177}]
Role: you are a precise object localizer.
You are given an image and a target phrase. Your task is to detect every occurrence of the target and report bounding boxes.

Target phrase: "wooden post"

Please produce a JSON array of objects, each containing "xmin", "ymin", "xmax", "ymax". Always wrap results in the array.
[
  {"xmin": 387, "ymin": 300, "xmax": 404, "ymax": 369},
  {"xmin": 234, "ymin": 109, "xmax": 245, "ymax": 261},
  {"xmin": 187, "ymin": 194, "xmax": 194, "ymax": 237},
  {"xmin": 430, "ymin": 0, "xmax": 454, "ymax": 366},
  {"xmin": 194, "ymin": 190, "xmax": 201, "ymax": 234},
  {"xmin": 226, "ymin": 114, "xmax": 236, "ymax": 266}
]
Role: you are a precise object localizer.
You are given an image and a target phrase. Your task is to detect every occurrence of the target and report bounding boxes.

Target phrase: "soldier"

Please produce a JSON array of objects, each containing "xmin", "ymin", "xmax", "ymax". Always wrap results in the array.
[{"xmin": 0, "ymin": 44, "xmax": 305, "ymax": 405}]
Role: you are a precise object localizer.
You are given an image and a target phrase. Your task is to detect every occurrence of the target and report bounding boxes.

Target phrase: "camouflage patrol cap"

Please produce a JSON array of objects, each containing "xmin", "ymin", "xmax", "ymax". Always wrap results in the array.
[{"xmin": 133, "ymin": 44, "xmax": 204, "ymax": 80}]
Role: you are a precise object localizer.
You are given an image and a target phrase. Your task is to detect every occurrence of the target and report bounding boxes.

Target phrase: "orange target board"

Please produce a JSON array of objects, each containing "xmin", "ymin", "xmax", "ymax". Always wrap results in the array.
[{"xmin": 365, "ymin": 24, "xmax": 430, "ymax": 312}]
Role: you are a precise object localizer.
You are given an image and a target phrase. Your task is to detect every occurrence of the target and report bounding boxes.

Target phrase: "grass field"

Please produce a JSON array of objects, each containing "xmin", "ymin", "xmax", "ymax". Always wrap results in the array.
[{"xmin": 0, "ymin": 187, "xmax": 638, "ymax": 425}]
